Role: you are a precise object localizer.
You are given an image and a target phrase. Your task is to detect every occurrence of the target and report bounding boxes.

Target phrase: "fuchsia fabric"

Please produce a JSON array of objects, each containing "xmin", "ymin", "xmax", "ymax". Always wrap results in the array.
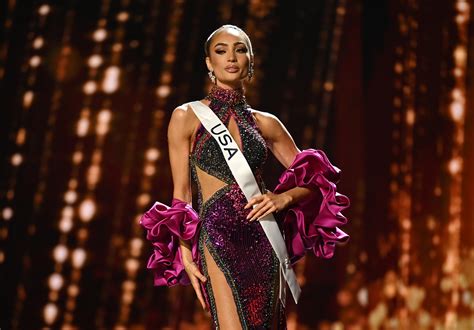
[
  {"xmin": 140, "ymin": 149, "xmax": 350, "ymax": 286},
  {"xmin": 273, "ymin": 149, "xmax": 350, "ymax": 264},
  {"xmin": 139, "ymin": 198, "xmax": 201, "ymax": 286}
]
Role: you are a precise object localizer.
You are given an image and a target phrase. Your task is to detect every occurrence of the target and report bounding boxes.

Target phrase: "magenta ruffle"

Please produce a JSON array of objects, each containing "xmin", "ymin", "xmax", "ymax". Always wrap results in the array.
[
  {"xmin": 274, "ymin": 149, "xmax": 350, "ymax": 264},
  {"xmin": 139, "ymin": 198, "xmax": 201, "ymax": 286}
]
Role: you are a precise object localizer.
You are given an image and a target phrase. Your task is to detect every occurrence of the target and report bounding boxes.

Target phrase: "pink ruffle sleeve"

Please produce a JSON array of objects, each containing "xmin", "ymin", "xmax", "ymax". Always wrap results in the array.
[
  {"xmin": 273, "ymin": 149, "xmax": 350, "ymax": 264},
  {"xmin": 139, "ymin": 198, "xmax": 201, "ymax": 286}
]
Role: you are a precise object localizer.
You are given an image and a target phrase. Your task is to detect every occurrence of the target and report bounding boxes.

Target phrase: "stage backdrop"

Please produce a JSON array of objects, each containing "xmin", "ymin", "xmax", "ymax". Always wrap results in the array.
[{"xmin": 1, "ymin": 0, "xmax": 473, "ymax": 329}]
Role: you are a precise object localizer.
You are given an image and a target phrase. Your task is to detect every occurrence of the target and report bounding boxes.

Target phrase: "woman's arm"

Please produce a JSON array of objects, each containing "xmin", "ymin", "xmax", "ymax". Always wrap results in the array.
[
  {"xmin": 254, "ymin": 111, "xmax": 300, "ymax": 168},
  {"xmin": 245, "ymin": 111, "xmax": 312, "ymax": 221},
  {"xmin": 168, "ymin": 106, "xmax": 194, "ymax": 203},
  {"xmin": 168, "ymin": 106, "xmax": 207, "ymax": 310}
]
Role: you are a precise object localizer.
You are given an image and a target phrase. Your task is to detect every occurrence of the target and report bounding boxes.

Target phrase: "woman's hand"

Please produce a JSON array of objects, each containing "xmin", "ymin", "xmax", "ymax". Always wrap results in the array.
[
  {"xmin": 244, "ymin": 191, "xmax": 292, "ymax": 221},
  {"xmin": 183, "ymin": 258, "xmax": 208, "ymax": 311},
  {"xmin": 179, "ymin": 239, "xmax": 208, "ymax": 312}
]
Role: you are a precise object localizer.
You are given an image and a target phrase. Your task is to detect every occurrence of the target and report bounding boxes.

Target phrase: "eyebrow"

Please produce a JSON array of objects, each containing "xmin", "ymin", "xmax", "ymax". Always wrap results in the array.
[{"xmin": 214, "ymin": 42, "xmax": 246, "ymax": 48}]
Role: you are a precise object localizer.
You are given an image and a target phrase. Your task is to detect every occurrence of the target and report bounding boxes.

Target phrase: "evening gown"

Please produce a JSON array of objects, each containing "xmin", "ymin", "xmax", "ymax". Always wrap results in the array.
[
  {"xmin": 140, "ymin": 85, "xmax": 350, "ymax": 329},
  {"xmin": 190, "ymin": 86, "xmax": 283, "ymax": 328}
]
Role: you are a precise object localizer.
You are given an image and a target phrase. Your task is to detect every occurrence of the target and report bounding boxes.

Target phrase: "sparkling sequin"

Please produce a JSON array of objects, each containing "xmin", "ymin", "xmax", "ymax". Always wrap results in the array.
[
  {"xmin": 190, "ymin": 85, "xmax": 284, "ymax": 328},
  {"xmin": 190, "ymin": 86, "xmax": 268, "ymax": 187}
]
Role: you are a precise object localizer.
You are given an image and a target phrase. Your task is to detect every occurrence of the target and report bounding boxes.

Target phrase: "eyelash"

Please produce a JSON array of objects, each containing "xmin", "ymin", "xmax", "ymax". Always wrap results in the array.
[{"xmin": 215, "ymin": 48, "xmax": 248, "ymax": 54}]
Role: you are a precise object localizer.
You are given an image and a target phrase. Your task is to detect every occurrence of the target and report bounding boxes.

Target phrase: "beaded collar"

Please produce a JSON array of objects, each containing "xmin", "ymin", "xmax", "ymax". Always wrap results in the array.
[{"xmin": 205, "ymin": 85, "xmax": 247, "ymax": 107}]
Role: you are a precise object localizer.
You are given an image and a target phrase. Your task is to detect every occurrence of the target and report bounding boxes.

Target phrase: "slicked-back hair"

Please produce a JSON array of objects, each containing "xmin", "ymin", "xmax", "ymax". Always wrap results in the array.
[{"xmin": 204, "ymin": 24, "xmax": 254, "ymax": 58}]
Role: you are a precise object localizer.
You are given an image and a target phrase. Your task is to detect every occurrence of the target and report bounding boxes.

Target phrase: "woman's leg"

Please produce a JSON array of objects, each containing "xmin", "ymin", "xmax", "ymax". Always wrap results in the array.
[{"xmin": 203, "ymin": 243, "xmax": 241, "ymax": 329}]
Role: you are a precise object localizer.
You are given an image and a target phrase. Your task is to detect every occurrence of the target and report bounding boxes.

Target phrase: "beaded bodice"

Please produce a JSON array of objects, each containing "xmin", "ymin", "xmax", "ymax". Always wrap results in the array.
[{"xmin": 189, "ymin": 85, "xmax": 268, "ymax": 188}]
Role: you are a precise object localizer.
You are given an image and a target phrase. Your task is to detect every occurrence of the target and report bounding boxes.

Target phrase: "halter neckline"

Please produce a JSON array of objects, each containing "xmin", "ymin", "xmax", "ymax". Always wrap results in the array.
[{"xmin": 205, "ymin": 85, "xmax": 247, "ymax": 107}]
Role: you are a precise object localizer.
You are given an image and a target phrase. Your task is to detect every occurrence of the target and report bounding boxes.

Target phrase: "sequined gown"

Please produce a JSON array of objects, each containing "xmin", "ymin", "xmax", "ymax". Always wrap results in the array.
[
  {"xmin": 140, "ymin": 85, "xmax": 351, "ymax": 330},
  {"xmin": 189, "ymin": 86, "xmax": 284, "ymax": 328}
]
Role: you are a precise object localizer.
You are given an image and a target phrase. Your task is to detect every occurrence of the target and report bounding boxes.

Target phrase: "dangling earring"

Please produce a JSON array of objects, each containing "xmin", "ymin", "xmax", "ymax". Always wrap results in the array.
[
  {"xmin": 208, "ymin": 71, "xmax": 216, "ymax": 84},
  {"xmin": 248, "ymin": 62, "xmax": 254, "ymax": 81}
]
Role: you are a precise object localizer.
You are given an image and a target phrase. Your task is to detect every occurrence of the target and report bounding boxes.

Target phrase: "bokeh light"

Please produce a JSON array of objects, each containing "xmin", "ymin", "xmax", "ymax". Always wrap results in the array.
[{"xmin": 1, "ymin": 1, "xmax": 473, "ymax": 329}]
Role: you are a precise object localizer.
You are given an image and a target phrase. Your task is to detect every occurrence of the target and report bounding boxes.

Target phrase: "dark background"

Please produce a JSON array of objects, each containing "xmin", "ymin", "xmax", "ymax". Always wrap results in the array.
[{"xmin": 1, "ymin": 0, "xmax": 473, "ymax": 328}]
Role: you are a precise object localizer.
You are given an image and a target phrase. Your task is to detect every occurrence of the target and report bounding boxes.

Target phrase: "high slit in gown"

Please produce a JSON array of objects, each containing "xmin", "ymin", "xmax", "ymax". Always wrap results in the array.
[
  {"xmin": 189, "ymin": 86, "xmax": 284, "ymax": 328},
  {"xmin": 140, "ymin": 84, "xmax": 351, "ymax": 329}
]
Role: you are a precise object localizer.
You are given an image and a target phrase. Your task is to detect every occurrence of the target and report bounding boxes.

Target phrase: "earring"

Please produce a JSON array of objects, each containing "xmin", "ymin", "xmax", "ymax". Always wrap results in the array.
[
  {"xmin": 208, "ymin": 71, "xmax": 216, "ymax": 84},
  {"xmin": 248, "ymin": 62, "xmax": 254, "ymax": 81}
]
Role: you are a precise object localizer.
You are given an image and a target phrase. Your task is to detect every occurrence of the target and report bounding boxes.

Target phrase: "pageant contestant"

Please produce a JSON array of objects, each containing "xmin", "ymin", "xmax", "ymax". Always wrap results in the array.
[{"xmin": 140, "ymin": 24, "xmax": 350, "ymax": 329}]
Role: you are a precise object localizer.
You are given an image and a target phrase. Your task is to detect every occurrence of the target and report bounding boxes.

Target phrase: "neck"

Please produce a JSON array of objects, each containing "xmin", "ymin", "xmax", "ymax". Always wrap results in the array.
[{"xmin": 215, "ymin": 80, "xmax": 244, "ymax": 90}]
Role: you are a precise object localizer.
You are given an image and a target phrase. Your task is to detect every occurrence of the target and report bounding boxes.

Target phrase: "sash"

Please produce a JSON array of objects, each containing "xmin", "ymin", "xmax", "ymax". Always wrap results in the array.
[{"xmin": 188, "ymin": 101, "xmax": 301, "ymax": 305}]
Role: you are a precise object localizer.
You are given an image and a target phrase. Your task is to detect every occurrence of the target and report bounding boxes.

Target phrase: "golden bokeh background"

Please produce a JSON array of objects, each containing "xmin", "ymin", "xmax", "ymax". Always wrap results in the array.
[{"xmin": 1, "ymin": 0, "xmax": 473, "ymax": 329}]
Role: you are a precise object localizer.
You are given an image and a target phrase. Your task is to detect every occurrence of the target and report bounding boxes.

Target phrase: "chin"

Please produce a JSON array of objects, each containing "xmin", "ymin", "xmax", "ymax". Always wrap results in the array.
[{"xmin": 219, "ymin": 77, "xmax": 244, "ymax": 86}]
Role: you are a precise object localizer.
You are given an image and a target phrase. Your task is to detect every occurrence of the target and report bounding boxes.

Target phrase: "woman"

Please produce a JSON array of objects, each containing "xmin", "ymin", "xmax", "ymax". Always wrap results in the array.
[{"xmin": 140, "ymin": 24, "xmax": 350, "ymax": 329}]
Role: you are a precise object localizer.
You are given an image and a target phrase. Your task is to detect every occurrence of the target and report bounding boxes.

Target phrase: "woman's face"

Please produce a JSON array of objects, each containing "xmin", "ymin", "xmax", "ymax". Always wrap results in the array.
[{"xmin": 206, "ymin": 28, "xmax": 252, "ymax": 89}]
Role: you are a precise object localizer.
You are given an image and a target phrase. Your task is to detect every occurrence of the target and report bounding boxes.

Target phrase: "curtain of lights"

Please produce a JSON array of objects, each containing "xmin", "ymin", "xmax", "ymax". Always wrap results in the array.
[
  {"xmin": 1, "ymin": 0, "xmax": 473, "ymax": 329},
  {"xmin": 335, "ymin": 0, "xmax": 474, "ymax": 329}
]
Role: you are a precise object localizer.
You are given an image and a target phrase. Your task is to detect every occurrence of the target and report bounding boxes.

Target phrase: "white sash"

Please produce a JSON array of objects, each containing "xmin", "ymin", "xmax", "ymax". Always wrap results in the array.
[{"xmin": 188, "ymin": 101, "xmax": 301, "ymax": 305}]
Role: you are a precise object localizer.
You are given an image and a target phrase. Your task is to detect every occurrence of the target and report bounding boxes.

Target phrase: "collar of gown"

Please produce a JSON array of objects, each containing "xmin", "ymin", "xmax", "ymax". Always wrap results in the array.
[{"xmin": 205, "ymin": 84, "xmax": 247, "ymax": 108}]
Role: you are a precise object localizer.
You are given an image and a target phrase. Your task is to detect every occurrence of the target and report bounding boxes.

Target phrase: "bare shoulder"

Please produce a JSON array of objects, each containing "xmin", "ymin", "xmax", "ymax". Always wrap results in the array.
[
  {"xmin": 250, "ymin": 108, "xmax": 286, "ymax": 139},
  {"xmin": 171, "ymin": 102, "xmax": 195, "ymax": 120},
  {"xmin": 169, "ymin": 101, "xmax": 203, "ymax": 136},
  {"xmin": 172, "ymin": 99, "xmax": 211, "ymax": 120}
]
